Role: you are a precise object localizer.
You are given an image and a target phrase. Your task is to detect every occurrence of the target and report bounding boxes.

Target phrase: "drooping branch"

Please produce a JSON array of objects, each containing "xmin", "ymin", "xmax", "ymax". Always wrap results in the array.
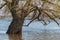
[
  {"xmin": 43, "ymin": 10, "xmax": 59, "ymax": 26},
  {"xmin": 0, "ymin": 3, "xmax": 6, "ymax": 9},
  {"xmin": 42, "ymin": 8, "xmax": 60, "ymax": 19}
]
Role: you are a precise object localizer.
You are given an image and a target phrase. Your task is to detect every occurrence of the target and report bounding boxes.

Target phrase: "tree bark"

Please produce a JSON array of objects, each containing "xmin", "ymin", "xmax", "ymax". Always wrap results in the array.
[
  {"xmin": 6, "ymin": 0, "xmax": 25, "ymax": 34},
  {"xmin": 5, "ymin": 0, "xmax": 32, "ymax": 34},
  {"xmin": 6, "ymin": 18, "xmax": 24, "ymax": 34},
  {"xmin": 6, "ymin": 3, "xmax": 26, "ymax": 34}
]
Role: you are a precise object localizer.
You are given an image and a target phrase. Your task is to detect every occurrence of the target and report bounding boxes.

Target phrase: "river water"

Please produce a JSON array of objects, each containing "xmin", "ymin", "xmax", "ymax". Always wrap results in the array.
[{"xmin": 0, "ymin": 18, "xmax": 60, "ymax": 40}]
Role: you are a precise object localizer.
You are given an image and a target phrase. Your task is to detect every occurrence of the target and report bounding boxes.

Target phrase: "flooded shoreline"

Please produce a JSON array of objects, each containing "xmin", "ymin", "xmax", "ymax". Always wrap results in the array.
[
  {"xmin": 0, "ymin": 30, "xmax": 60, "ymax": 40},
  {"xmin": 0, "ymin": 18, "xmax": 60, "ymax": 40}
]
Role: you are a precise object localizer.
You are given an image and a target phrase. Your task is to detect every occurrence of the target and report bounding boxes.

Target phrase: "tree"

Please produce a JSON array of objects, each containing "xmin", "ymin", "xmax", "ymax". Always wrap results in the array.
[
  {"xmin": 3, "ymin": 0, "xmax": 32, "ymax": 34},
  {"xmin": 0, "ymin": 0, "xmax": 60, "ymax": 34}
]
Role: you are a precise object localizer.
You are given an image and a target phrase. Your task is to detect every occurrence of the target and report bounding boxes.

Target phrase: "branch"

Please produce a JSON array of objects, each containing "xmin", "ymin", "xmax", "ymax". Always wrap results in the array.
[
  {"xmin": 43, "ymin": 11, "xmax": 59, "ymax": 26},
  {"xmin": 23, "ymin": 0, "xmax": 32, "ymax": 10},
  {"xmin": 42, "ymin": 8, "xmax": 60, "ymax": 12},
  {"xmin": 42, "ymin": 0, "xmax": 60, "ymax": 9},
  {"xmin": 42, "ymin": 8, "xmax": 60, "ymax": 19},
  {"xmin": 0, "ymin": 3, "xmax": 6, "ymax": 9},
  {"xmin": 24, "ymin": 7, "xmax": 37, "ymax": 17},
  {"xmin": 24, "ymin": 16, "xmax": 38, "ymax": 26}
]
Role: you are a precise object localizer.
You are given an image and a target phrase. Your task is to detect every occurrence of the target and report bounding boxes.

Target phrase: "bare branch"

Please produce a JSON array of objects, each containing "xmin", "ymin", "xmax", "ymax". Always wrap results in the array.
[
  {"xmin": 42, "ymin": 8, "xmax": 60, "ymax": 12},
  {"xmin": 42, "ymin": 0, "xmax": 60, "ymax": 8},
  {"xmin": 23, "ymin": 0, "xmax": 32, "ymax": 10},
  {"xmin": 43, "ymin": 10, "xmax": 59, "ymax": 26},
  {"xmin": 0, "ymin": 3, "xmax": 6, "ymax": 9}
]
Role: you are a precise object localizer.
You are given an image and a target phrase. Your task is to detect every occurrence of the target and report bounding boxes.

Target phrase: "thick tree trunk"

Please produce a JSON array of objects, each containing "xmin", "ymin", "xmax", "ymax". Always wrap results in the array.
[
  {"xmin": 6, "ymin": 18, "xmax": 24, "ymax": 34},
  {"xmin": 5, "ymin": 0, "xmax": 25, "ymax": 34},
  {"xmin": 6, "ymin": 5, "xmax": 25, "ymax": 34},
  {"xmin": 6, "ymin": 0, "xmax": 31, "ymax": 34}
]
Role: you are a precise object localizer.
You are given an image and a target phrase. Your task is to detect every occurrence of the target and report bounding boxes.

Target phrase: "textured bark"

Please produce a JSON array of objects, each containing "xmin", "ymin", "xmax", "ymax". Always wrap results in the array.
[
  {"xmin": 6, "ymin": 0, "xmax": 25, "ymax": 34},
  {"xmin": 6, "ymin": 5, "xmax": 25, "ymax": 34},
  {"xmin": 6, "ymin": 18, "xmax": 24, "ymax": 34},
  {"xmin": 4, "ymin": 0, "xmax": 32, "ymax": 34}
]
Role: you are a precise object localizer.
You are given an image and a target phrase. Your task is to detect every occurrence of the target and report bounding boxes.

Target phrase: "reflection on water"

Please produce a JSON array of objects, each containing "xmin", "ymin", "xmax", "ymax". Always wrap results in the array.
[
  {"xmin": 0, "ymin": 31, "xmax": 60, "ymax": 40},
  {"xmin": 0, "ymin": 33, "xmax": 22, "ymax": 40},
  {"xmin": 8, "ymin": 34, "xmax": 22, "ymax": 40},
  {"xmin": 0, "ymin": 18, "xmax": 60, "ymax": 40}
]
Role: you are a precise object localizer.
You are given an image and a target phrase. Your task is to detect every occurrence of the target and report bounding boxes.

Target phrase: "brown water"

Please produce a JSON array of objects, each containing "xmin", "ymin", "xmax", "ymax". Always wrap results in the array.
[{"xmin": 0, "ymin": 34, "xmax": 22, "ymax": 40}]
